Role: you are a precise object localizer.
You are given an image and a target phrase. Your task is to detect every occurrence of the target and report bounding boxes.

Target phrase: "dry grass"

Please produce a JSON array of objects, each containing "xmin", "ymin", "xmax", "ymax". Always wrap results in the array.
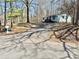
[{"xmin": 12, "ymin": 26, "xmax": 27, "ymax": 33}]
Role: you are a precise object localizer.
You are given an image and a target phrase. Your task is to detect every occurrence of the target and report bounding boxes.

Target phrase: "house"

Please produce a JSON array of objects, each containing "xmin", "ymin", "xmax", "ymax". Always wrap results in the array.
[{"xmin": 58, "ymin": 14, "xmax": 72, "ymax": 23}]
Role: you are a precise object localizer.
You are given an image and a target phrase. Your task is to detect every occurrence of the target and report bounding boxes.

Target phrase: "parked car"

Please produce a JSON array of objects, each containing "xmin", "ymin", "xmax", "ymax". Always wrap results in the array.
[
  {"xmin": 42, "ymin": 14, "xmax": 72, "ymax": 23},
  {"xmin": 42, "ymin": 15, "xmax": 59, "ymax": 23}
]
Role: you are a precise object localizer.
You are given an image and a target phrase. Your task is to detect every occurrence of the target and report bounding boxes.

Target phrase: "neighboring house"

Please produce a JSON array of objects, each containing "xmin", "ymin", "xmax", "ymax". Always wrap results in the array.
[
  {"xmin": 43, "ymin": 14, "xmax": 72, "ymax": 23},
  {"xmin": 58, "ymin": 14, "xmax": 72, "ymax": 23}
]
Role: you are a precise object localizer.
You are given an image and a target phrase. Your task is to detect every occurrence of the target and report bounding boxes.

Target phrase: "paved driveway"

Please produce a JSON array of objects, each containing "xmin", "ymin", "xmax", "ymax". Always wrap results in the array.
[{"xmin": 0, "ymin": 27, "xmax": 79, "ymax": 59}]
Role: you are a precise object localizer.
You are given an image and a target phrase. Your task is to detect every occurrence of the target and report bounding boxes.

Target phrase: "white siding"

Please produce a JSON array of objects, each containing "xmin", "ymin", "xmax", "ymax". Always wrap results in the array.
[{"xmin": 58, "ymin": 14, "xmax": 72, "ymax": 23}]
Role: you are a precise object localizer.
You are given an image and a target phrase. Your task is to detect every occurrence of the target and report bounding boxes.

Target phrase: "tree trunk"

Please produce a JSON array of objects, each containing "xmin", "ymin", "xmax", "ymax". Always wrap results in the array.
[
  {"xmin": 26, "ymin": 0, "xmax": 30, "ymax": 23},
  {"xmin": 74, "ymin": 0, "xmax": 79, "ymax": 25},
  {"xmin": 10, "ymin": 1, "xmax": 13, "ymax": 28},
  {"xmin": 72, "ymin": 8, "xmax": 75, "ymax": 25},
  {"xmin": 4, "ymin": 0, "xmax": 7, "ymax": 27}
]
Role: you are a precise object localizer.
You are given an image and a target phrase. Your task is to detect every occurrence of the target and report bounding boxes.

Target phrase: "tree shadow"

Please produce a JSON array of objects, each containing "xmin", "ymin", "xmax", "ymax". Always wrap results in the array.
[{"xmin": 53, "ymin": 24, "xmax": 79, "ymax": 59}]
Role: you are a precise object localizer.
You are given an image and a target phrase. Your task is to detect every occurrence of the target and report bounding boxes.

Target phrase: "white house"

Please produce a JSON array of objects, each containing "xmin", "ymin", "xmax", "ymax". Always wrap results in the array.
[{"xmin": 58, "ymin": 14, "xmax": 72, "ymax": 23}]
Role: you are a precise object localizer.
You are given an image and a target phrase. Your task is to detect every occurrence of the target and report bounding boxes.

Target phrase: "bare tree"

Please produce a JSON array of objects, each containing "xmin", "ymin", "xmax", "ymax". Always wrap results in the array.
[
  {"xmin": 52, "ymin": 0, "xmax": 79, "ymax": 42},
  {"xmin": 4, "ymin": 0, "xmax": 7, "ymax": 27},
  {"xmin": 57, "ymin": 0, "xmax": 75, "ymax": 24},
  {"xmin": 23, "ymin": 0, "xmax": 30, "ymax": 23},
  {"xmin": 74, "ymin": 0, "xmax": 79, "ymax": 25},
  {"xmin": 58, "ymin": 0, "xmax": 79, "ymax": 25},
  {"xmin": 10, "ymin": 1, "xmax": 13, "ymax": 28},
  {"xmin": 23, "ymin": 0, "xmax": 38, "ymax": 23}
]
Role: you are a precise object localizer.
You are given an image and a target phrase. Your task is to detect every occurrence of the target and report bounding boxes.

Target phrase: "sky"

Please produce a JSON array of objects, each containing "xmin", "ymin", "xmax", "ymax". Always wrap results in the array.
[
  {"xmin": 0, "ymin": 0, "xmax": 38, "ymax": 16},
  {"xmin": 0, "ymin": 0, "xmax": 62, "ymax": 15},
  {"xmin": 0, "ymin": 2, "xmax": 23, "ymax": 14},
  {"xmin": 0, "ymin": 0, "xmax": 74, "ymax": 16}
]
